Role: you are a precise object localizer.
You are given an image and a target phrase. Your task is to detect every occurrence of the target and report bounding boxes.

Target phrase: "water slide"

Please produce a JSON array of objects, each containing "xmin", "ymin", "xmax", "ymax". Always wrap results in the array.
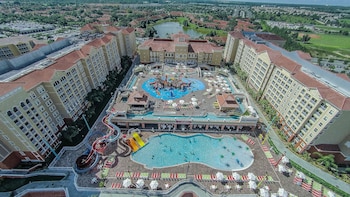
[
  {"xmin": 127, "ymin": 138, "xmax": 139, "ymax": 152},
  {"xmin": 132, "ymin": 132, "xmax": 145, "ymax": 147},
  {"xmin": 75, "ymin": 113, "xmax": 121, "ymax": 173},
  {"xmin": 92, "ymin": 114, "xmax": 121, "ymax": 154}
]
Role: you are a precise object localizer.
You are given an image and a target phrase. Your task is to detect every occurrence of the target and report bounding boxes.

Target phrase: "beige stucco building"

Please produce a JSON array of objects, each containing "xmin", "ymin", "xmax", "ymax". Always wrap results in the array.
[
  {"xmin": 139, "ymin": 32, "xmax": 223, "ymax": 66},
  {"xmin": 227, "ymin": 31, "xmax": 350, "ymax": 164},
  {"xmin": 0, "ymin": 31, "xmax": 130, "ymax": 168}
]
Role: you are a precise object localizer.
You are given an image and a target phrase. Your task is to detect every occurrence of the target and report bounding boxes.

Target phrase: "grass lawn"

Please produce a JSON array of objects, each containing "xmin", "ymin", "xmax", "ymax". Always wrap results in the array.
[
  {"xmin": 315, "ymin": 25, "xmax": 350, "ymax": 32},
  {"xmin": 300, "ymin": 33, "xmax": 350, "ymax": 57}
]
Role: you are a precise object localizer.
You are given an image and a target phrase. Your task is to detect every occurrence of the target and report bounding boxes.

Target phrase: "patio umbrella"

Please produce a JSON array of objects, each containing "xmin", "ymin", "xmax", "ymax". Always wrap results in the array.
[
  {"xmin": 248, "ymin": 172, "xmax": 256, "ymax": 181},
  {"xmin": 164, "ymin": 183, "xmax": 170, "ymax": 189},
  {"xmin": 260, "ymin": 188, "xmax": 269, "ymax": 197},
  {"xmin": 235, "ymin": 184, "xmax": 242, "ymax": 191},
  {"xmin": 136, "ymin": 179, "xmax": 144, "ymax": 189},
  {"xmin": 249, "ymin": 180, "xmax": 257, "ymax": 190},
  {"xmin": 216, "ymin": 172, "xmax": 225, "ymax": 181},
  {"xmin": 296, "ymin": 171, "xmax": 305, "ymax": 179},
  {"xmin": 123, "ymin": 178, "xmax": 132, "ymax": 188},
  {"xmin": 172, "ymin": 103, "xmax": 178, "ymax": 108},
  {"xmin": 132, "ymin": 86, "xmax": 137, "ymax": 91},
  {"xmin": 210, "ymin": 184, "xmax": 217, "ymax": 191},
  {"xmin": 191, "ymin": 97, "xmax": 198, "ymax": 102},
  {"xmin": 278, "ymin": 188, "xmax": 288, "ymax": 197},
  {"xmin": 167, "ymin": 100, "xmax": 173, "ymax": 104},
  {"xmin": 179, "ymin": 100, "xmax": 185, "ymax": 105},
  {"xmin": 150, "ymin": 180, "xmax": 159, "ymax": 190},
  {"xmin": 278, "ymin": 164, "xmax": 286, "ymax": 173},
  {"xmin": 327, "ymin": 191, "xmax": 336, "ymax": 197},
  {"xmin": 232, "ymin": 172, "xmax": 241, "ymax": 181},
  {"xmin": 224, "ymin": 184, "xmax": 231, "ymax": 191},
  {"xmin": 192, "ymin": 101, "xmax": 198, "ymax": 107},
  {"xmin": 281, "ymin": 156, "xmax": 290, "ymax": 164},
  {"xmin": 91, "ymin": 177, "xmax": 98, "ymax": 184}
]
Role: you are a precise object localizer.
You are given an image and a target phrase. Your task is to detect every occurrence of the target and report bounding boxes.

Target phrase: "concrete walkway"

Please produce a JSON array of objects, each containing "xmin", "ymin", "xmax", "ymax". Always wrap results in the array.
[{"xmin": 231, "ymin": 74, "xmax": 350, "ymax": 195}]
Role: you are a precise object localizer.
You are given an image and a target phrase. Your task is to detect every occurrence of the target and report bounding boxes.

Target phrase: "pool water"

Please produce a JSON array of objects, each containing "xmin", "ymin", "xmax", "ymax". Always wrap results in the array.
[
  {"xmin": 142, "ymin": 78, "xmax": 205, "ymax": 100},
  {"xmin": 131, "ymin": 133, "xmax": 254, "ymax": 171}
]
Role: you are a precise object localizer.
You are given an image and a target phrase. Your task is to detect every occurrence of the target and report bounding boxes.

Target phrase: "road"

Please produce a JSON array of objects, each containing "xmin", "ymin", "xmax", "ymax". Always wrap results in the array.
[{"xmin": 231, "ymin": 74, "xmax": 350, "ymax": 195}]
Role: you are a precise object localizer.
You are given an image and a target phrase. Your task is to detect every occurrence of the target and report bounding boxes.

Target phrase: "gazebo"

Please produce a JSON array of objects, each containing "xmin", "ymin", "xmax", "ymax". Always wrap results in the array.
[
  {"xmin": 127, "ymin": 90, "xmax": 150, "ymax": 110},
  {"xmin": 215, "ymin": 93, "xmax": 239, "ymax": 112}
]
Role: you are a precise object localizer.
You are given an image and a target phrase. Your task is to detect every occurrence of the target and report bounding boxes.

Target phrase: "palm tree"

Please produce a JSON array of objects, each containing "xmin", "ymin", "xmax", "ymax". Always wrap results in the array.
[{"xmin": 312, "ymin": 152, "xmax": 338, "ymax": 170}]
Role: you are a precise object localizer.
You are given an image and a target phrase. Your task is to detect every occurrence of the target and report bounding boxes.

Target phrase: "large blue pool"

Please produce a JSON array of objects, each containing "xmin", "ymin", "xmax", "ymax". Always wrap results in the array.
[
  {"xmin": 142, "ymin": 78, "xmax": 205, "ymax": 100},
  {"xmin": 131, "ymin": 133, "xmax": 254, "ymax": 171}
]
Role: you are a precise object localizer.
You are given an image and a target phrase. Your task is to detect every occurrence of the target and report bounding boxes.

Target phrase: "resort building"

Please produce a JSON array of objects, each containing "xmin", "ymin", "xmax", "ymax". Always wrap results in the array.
[
  {"xmin": 0, "ymin": 36, "xmax": 45, "ymax": 60},
  {"xmin": 138, "ymin": 32, "xmax": 223, "ymax": 66},
  {"xmin": 0, "ymin": 30, "xmax": 130, "ymax": 168},
  {"xmin": 227, "ymin": 31, "xmax": 350, "ymax": 165},
  {"xmin": 81, "ymin": 23, "xmax": 137, "ymax": 58}
]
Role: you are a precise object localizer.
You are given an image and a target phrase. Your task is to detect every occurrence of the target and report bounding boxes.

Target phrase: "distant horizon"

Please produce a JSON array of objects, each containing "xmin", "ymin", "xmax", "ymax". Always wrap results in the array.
[{"xmin": 225, "ymin": 0, "xmax": 350, "ymax": 7}]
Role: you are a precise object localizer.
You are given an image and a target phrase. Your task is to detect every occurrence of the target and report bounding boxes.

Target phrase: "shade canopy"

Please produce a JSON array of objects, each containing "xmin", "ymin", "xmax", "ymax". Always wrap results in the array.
[
  {"xmin": 248, "ymin": 172, "xmax": 256, "ymax": 181},
  {"xmin": 278, "ymin": 188, "xmax": 288, "ymax": 197},
  {"xmin": 249, "ymin": 180, "xmax": 257, "ymax": 189},
  {"xmin": 259, "ymin": 188, "xmax": 269, "ymax": 197},
  {"xmin": 150, "ymin": 180, "xmax": 159, "ymax": 190},
  {"xmin": 216, "ymin": 172, "xmax": 224, "ymax": 181},
  {"xmin": 165, "ymin": 183, "xmax": 170, "ymax": 189},
  {"xmin": 224, "ymin": 184, "xmax": 231, "ymax": 191},
  {"xmin": 281, "ymin": 156, "xmax": 290, "ymax": 164},
  {"xmin": 136, "ymin": 179, "xmax": 144, "ymax": 189},
  {"xmin": 327, "ymin": 191, "xmax": 336, "ymax": 197},
  {"xmin": 123, "ymin": 178, "xmax": 132, "ymax": 188},
  {"xmin": 278, "ymin": 164, "xmax": 286, "ymax": 173},
  {"xmin": 232, "ymin": 172, "xmax": 241, "ymax": 181},
  {"xmin": 210, "ymin": 184, "xmax": 217, "ymax": 191},
  {"xmin": 296, "ymin": 171, "xmax": 305, "ymax": 179}
]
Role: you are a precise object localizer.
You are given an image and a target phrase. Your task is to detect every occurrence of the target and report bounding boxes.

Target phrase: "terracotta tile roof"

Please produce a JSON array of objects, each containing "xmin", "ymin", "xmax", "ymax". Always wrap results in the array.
[
  {"xmin": 296, "ymin": 50, "xmax": 312, "ymax": 61},
  {"xmin": 0, "ymin": 82, "xmax": 24, "ymax": 97},
  {"xmin": 293, "ymin": 69, "xmax": 350, "ymax": 110},
  {"xmin": 216, "ymin": 93, "xmax": 239, "ymax": 109},
  {"xmin": 104, "ymin": 26, "xmax": 121, "ymax": 32},
  {"xmin": 32, "ymin": 43, "xmax": 47, "ymax": 51},
  {"xmin": 80, "ymin": 24, "xmax": 95, "ymax": 32},
  {"xmin": 122, "ymin": 27, "xmax": 135, "ymax": 34},
  {"xmin": 229, "ymin": 31, "xmax": 244, "ymax": 39},
  {"xmin": 14, "ymin": 69, "xmax": 56, "ymax": 91},
  {"xmin": 336, "ymin": 73, "xmax": 350, "ymax": 82}
]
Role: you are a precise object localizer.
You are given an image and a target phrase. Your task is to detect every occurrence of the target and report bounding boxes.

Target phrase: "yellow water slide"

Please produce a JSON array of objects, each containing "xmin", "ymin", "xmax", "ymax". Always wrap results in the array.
[
  {"xmin": 127, "ymin": 138, "xmax": 139, "ymax": 152},
  {"xmin": 133, "ymin": 132, "xmax": 145, "ymax": 147}
]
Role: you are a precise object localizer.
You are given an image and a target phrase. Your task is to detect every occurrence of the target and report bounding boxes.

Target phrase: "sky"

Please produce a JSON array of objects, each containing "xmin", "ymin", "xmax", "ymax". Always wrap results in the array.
[{"xmin": 227, "ymin": 0, "xmax": 350, "ymax": 6}]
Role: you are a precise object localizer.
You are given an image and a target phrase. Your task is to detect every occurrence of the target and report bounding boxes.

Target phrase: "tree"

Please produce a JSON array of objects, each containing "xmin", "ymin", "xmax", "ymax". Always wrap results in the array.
[
  {"xmin": 301, "ymin": 34, "xmax": 311, "ymax": 43},
  {"xmin": 61, "ymin": 125, "xmax": 80, "ymax": 143},
  {"xmin": 312, "ymin": 152, "xmax": 338, "ymax": 170},
  {"xmin": 183, "ymin": 20, "xmax": 189, "ymax": 27}
]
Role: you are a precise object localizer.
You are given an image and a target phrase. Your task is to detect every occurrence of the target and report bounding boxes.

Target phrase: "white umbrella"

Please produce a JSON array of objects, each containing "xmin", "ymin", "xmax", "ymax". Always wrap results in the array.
[
  {"xmin": 179, "ymin": 100, "xmax": 185, "ymax": 105},
  {"xmin": 91, "ymin": 177, "xmax": 98, "ymax": 184},
  {"xmin": 281, "ymin": 156, "xmax": 290, "ymax": 164},
  {"xmin": 235, "ymin": 184, "xmax": 242, "ymax": 191},
  {"xmin": 248, "ymin": 172, "xmax": 256, "ymax": 181},
  {"xmin": 232, "ymin": 172, "xmax": 241, "ymax": 181},
  {"xmin": 210, "ymin": 184, "xmax": 217, "ymax": 191},
  {"xmin": 192, "ymin": 101, "xmax": 198, "ymax": 107},
  {"xmin": 132, "ymin": 86, "xmax": 137, "ymax": 91},
  {"xmin": 191, "ymin": 97, "xmax": 198, "ymax": 102},
  {"xmin": 327, "ymin": 190, "xmax": 336, "ymax": 197},
  {"xmin": 123, "ymin": 178, "xmax": 132, "ymax": 188},
  {"xmin": 216, "ymin": 88, "xmax": 221, "ymax": 92},
  {"xmin": 260, "ymin": 188, "xmax": 270, "ymax": 197},
  {"xmin": 172, "ymin": 103, "xmax": 178, "ymax": 108},
  {"xmin": 296, "ymin": 171, "xmax": 305, "ymax": 179},
  {"xmin": 278, "ymin": 188, "xmax": 288, "ymax": 197},
  {"xmin": 278, "ymin": 164, "xmax": 286, "ymax": 173},
  {"xmin": 216, "ymin": 172, "xmax": 225, "ymax": 181},
  {"xmin": 150, "ymin": 180, "xmax": 158, "ymax": 190},
  {"xmin": 206, "ymin": 88, "xmax": 211, "ymax": 92},
  {"xmin": 136, "ymin": 179, "xmax": 144, "ymax": 189},
  {"xmin": 224, "ymin": 184, "xmax": 231, "ymax": 191},
  {"xmin": 248, "ymin": 180, "xmax": 257, "ymax": 190},
  {"xmin": 164, "ymin": 183, "xmax": 170, "ymax": 189},
  {"xmin": 167, "ymin": 100, "xmax": 173, "ymax": 104}
]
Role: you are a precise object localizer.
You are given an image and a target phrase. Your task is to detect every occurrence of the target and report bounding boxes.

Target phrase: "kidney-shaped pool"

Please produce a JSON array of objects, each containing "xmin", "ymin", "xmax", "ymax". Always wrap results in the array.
[{"xmin": 131, "ymin": 133, "xmax": 254, "ymax": 171}]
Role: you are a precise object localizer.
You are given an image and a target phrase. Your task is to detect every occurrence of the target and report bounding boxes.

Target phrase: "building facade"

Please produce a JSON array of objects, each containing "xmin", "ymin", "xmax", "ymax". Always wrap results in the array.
[
  {"xmin": 139, "ymin": 32, "xmax": 223, "ymax": 66},
  {"xmin": 227, "ymin": 32, "xmax": 350, "ymax": 164},
  {"xmin": 0, "ymin": 31, "xmax": 131, "ymax": 168},
  {"xmin": 0, "ymin": 36, "xmax": 40, "ymax": 60}
]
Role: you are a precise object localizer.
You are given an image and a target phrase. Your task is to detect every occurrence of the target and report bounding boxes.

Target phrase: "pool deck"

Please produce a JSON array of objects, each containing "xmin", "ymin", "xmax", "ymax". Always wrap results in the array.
[{"xmin": 55, "ymin": 130, "xmax": 313, "ymax": 197}]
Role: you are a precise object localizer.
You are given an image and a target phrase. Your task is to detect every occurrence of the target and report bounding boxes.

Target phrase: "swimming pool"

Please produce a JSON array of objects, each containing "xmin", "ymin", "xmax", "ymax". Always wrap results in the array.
[
  {"xmin": 131, "ymin": 133, "xmax": 254, "ymax": 171},
  {"xmin": 142, "ymin": 78, "xmax": 205, "ymax": 100}
]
